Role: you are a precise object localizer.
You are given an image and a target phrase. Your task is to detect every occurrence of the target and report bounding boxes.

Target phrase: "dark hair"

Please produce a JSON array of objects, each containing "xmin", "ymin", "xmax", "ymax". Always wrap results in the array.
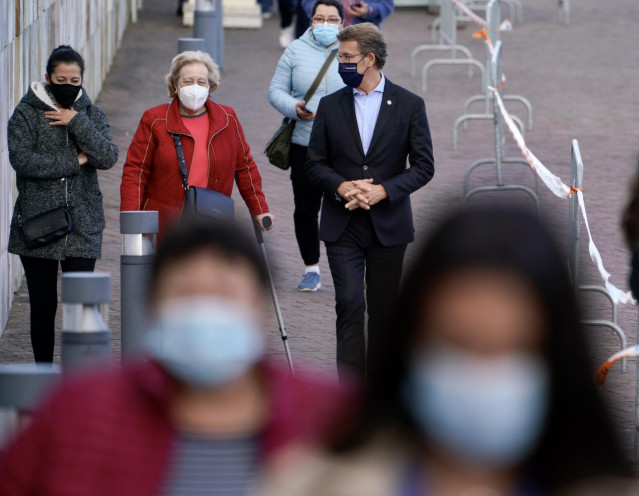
[
  {"xmin": 46, "ymin": 45, "xmax": 85, "ymax": 78},
  {"xmin": 311, "ymin": 0, "xmax": 344, "ymax": 21},
  {"xmin": 148, "ymin": 217, "xmax": 269, "ymax": 301},
  {"xmin": 334, "ymin": 207, "xmax": 633, "ymax": 490}
]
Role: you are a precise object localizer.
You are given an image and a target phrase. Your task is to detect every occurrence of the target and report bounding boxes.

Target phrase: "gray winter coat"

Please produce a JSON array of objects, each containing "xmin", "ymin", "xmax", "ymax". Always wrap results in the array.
[
  {"xmin": 268, "ymin": 28, "xmax": 344, "ymax": 147},
  {"xmin": 8, "ymin": 82, "xmax": 118, "ymax": 260}
]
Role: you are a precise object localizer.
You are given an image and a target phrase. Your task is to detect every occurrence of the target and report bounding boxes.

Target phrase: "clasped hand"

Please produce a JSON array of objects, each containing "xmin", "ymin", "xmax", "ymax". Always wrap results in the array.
[
  {"xmin": 45, "ymin": 109, "xmax": 78, "ymax": 126},
  {"xmin": 338, "ymin": 179, "xmax": 388, "ymax": 211}
]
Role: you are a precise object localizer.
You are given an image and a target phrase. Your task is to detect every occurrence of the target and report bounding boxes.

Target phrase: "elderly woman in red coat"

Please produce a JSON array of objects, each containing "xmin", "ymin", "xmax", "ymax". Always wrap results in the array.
[{"xmin": 120, "ymin": 50, "xmax": 274, "ymax": 233}]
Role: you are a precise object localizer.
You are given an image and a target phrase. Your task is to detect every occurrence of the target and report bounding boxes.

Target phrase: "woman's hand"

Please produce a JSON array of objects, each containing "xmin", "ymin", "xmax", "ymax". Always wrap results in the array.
[
  {"xmin": 45, "ymin": 109, "xmax": 78, "ymax": 126},
  {"xmin": 295, "ymin": 101, "xmax": 315, "ymax": 121},
  {"xmin": 78, "ymin": 152, "xmax": 88, "ymax": 166},
  {"xmin": 254, "ymin": 213, "xmax": 275, "ymax": 232},
  {"xmin": 347, "ymin": 0, "xmax": 370, "ymax": 17}
]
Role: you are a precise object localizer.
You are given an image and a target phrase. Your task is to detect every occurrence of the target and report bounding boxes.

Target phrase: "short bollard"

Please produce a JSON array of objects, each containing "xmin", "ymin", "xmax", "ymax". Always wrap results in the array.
[
  {"xmin": 0, "ymin": 364, "xmax": 61, "ymax": 447},
  {"xmin": 194, "ymin": 0, "xmax": 224, "ymax": 69},
  {"xmin": 61, "ymin": 273, "xmax": 111, "ymax": 372},
  {"xmin": 120, "ymin": 211, "xmax": 158, "ymax": 359},
  {"xmin": 178, "ymin": 37, "xmax": 205, "ymax": 53}
]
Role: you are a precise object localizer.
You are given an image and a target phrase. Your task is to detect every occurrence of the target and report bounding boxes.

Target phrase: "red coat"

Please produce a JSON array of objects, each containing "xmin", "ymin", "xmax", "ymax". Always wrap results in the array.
[
  {"xmin": 0, "ymin": 361, "xmax": 353, "ymax": 496},
  {"xmin": 120, "ymin": 98, "xmax": 269, "ymax": 233}
]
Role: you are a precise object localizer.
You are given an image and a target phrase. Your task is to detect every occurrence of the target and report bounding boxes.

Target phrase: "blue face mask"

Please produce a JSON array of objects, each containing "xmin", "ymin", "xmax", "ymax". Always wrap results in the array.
[
  {"xmin": 313, "ymin": 23, "xmax": 339, "ymax": 46},
  {"xmin": 338, "ymin": 56, "xmax": 367, "ymax": 88},
  {"xmin": 144, "ymin": 297, "xmax": 265, "ymax": 388},
  {"xmin": 403, "ymin": 346, "xmax": 549, "ymax": 467}
]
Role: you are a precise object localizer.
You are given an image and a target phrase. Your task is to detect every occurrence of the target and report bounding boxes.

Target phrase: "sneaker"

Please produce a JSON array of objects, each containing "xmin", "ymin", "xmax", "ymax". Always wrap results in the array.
[
  {"xmin": 298, "ymin": 272, "xmax": 321, "ymax": 292},
  {"xmin": 278, "ymin": 26, "xmax": 294, "ymax": 48}
]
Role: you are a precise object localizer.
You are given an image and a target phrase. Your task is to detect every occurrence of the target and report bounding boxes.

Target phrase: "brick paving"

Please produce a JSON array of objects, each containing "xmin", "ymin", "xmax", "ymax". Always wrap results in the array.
[{"xmin": 2, "ymin": 0, "xmax": 639, "ymax": 459}]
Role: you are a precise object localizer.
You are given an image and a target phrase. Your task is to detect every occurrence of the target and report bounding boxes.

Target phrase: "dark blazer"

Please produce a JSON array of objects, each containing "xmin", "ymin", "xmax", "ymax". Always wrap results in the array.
[{"xmin": 306, "ymin": 78, "xmax": 434, "ymax": 246}]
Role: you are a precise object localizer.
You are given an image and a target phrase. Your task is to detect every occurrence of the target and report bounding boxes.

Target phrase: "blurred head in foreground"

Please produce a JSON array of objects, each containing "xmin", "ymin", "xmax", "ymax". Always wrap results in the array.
[
  {"xmin": 336, "ymin": 207, "xmax": 632, "ymax": 493},
  {"xmin": 144, "ymin": 216, "xmax": 269, "ymax": 388}
]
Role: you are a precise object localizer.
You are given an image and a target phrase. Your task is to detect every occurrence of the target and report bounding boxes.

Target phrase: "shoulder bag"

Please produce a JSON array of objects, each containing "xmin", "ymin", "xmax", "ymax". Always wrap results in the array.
[
  {"xmin": 265, "ymin": 49, "xmax": 338, "ymax": 170},
  {"xmin": 19, "ymin": 177, "xmax": 75, "ymax": 248},
  {"xmin": 172, "ymin": 134, "xmax": 235, "ymax": 220}
]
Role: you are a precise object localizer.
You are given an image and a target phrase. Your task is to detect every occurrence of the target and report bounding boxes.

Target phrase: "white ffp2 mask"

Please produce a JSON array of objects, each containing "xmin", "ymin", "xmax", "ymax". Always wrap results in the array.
[{"xmin": 178, "ymin": 83, "xmax": 210, "ymax": 111}]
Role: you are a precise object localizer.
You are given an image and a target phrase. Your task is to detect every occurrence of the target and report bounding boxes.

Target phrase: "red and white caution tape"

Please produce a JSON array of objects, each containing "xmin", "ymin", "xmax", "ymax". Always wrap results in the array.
[
  {"xmin": 595, "ymin": 345, "xmax": 639, "ymax": 387},
  {"xmin": 491, "ymin": 87, "xmax": 636, "ymax": 306},
  {"xmin": 450, "ymin": 0, "xmax": 487, "ymax": 27}
]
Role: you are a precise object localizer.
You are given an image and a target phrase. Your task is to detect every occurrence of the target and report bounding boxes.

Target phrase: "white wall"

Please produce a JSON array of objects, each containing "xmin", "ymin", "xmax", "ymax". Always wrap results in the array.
[{"xmin": 0, "ymin": 0, "xmax": 139, "ymax": 333}]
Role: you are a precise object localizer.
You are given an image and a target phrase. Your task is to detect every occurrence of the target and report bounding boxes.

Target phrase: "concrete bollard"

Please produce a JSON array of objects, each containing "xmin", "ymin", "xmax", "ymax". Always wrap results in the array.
[
  {"xmin": 61, "ymin": 273, "xmax": 111, "ymax": 372},
  {"xmin": 193, "ymin": 0, "xmax": 225, "ymax": 69},
  {"xmin": 178, "ymin": 37, "xmax": 205, "ymax": 53},
  {"xmin": 120, "ymin": 211, "xmax": 158, "ymax": 359}
]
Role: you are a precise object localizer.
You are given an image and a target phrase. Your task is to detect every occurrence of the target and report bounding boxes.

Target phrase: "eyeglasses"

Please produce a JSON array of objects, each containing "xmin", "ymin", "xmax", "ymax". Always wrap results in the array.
[
  {"xmin": 311, "ymin": 16, "xmax": 342, "ymax": 25},
  {"xmin": 336, "ymin": 52, "xmax": 365, "ymax": 63}
]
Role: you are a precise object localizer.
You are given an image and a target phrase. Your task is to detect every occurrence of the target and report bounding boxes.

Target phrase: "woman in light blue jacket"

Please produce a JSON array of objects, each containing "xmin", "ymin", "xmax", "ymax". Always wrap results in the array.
[{"xmin": 268, "ymin": 0, "xmax": 345, "ymax": 292}]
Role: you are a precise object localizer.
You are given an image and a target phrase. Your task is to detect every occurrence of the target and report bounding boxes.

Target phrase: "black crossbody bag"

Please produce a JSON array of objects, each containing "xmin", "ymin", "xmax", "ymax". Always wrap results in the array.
[
  {"xmin": 18, "ymin": 177, "xmax": 75, "ymax": 248},
  {"xmin": 172, "ymin": 134, "xmax": 234, "ymax": 220}
]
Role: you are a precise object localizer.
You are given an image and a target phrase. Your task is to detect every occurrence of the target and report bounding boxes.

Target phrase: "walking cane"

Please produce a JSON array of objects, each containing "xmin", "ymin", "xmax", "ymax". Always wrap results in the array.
[{"xmin": 253, "ymin": 217, "xmax": 295, "ymax": 374}]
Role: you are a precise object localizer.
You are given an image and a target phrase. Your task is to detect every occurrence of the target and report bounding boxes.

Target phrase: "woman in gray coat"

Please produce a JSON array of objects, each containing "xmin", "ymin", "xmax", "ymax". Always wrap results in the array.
[{"xmin": 7, "ymin": 45, "xmax": 118, "ymax": 363}]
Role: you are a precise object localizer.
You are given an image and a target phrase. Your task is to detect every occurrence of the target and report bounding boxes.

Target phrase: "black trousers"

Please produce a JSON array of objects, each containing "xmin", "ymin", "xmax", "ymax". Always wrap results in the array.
[
  {"xmin": 325, "ymin": 210, "xmax": 407, "ymax": 380},
  {"xmin": 295, "ymin": 3, "xmax": 310, "ymax": 38},
  {"xmin": 278, "ymin": 0, "xmax": 295, "ymax": 28},
  {"xmin": 290, "ymin": 143, "xmax": 323, "ymax": 266},
  {"xmin": 20, "ymin": 256, "xmax": 96, "ymax": 363}
]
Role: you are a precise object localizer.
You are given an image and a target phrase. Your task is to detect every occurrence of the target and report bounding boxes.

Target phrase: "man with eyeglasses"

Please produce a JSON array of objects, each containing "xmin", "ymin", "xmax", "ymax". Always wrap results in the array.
[{"xmin": 306, "ymin": 23, "xmax": 435, "ymax": 382}]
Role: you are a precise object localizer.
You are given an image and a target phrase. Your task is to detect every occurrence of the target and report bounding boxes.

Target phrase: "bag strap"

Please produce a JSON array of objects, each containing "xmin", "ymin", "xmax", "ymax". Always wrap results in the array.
[
  {"xmin": 171, "ymin": 134, "xmax": 189, "ymax": 190},
  {"xmin": 302, "ymin": 49, "xmax": 338, "ymax": 103}
]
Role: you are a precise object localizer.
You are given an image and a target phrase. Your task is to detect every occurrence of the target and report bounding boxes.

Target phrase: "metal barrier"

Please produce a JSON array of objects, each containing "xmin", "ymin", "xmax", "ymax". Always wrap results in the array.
[
  {"xmin": 567, "ymin": 139, "xmax": 628, "ymax": 369},
  {"xmin": 467, "ymin": 0, "xmax": 523, "ymax": 23},
  {"xmin": 462, "ymin": 41, "xmax": 539, "ymax": 209},
  {"xmin": 453, "ymin": 0, "xmax": 532, "ymax": 151},
  {"xmin": 409, "ymin": 0, "xmax": 485, "ymax": 92}
]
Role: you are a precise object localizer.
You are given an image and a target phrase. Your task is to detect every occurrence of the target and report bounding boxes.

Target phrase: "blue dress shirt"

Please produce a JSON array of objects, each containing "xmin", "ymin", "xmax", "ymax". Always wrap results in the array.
[{"xmin": 353, "ymin": 74, "xmax": 385, "ymax": 155}]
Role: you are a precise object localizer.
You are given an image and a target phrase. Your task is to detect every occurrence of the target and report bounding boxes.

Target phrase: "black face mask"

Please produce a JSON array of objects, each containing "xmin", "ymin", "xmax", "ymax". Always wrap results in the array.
[{"xmin": 48, "ymin": 82, "xmax": 81, "ymax": 109}]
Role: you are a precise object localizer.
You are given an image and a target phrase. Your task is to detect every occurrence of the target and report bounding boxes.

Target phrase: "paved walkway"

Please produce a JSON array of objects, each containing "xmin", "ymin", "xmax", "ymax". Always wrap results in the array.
[{"xmin": 2, "ymin": 0, "xmax": 639, "ymax": 458}]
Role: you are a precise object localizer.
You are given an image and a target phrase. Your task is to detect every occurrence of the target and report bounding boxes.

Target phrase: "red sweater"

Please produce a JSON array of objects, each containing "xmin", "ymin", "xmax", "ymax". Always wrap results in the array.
[
  {"xmin": 0, "ymin": 361, "xmax": 352, "ymax": 496},
  {"xmin": 120, "ymin": 98, "xmax": 269, "ymax": 233}
]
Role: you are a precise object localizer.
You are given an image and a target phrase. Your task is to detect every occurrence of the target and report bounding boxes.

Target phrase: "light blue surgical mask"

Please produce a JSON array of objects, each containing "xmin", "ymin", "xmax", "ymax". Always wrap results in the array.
[
  {"xmin": 144, "ymin": 297, "xmax": 264, "ymax": 388},
  {"xmin": 313, "ymin": 23, "xmax": 339, "ymax": 46},
  {"xmin": 403, "ymin": 346, "xmax": 549, "ymax": 467}
]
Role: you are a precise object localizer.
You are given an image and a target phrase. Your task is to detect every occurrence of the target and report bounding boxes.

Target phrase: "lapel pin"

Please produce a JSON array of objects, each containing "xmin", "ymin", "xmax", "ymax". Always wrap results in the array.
[{"xmin": 387, "ymin": 100, "xmax": 392, "ymax": 105}]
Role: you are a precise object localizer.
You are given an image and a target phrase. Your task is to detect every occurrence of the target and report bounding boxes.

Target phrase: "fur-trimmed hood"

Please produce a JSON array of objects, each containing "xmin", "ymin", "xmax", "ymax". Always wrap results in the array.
[{"xmin": 24, "ymin": 81, "xmax": 88, "ymax": 111}]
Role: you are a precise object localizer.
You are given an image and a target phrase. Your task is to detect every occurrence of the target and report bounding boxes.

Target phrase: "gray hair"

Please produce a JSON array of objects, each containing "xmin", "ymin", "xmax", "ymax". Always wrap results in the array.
[
  {"xmin": 337, "ymin": 23, "xmax": 387, "ymax": 69},
  {"xmin": 165, "ymin": 50, "xmax": 220, "ymax": 98}
]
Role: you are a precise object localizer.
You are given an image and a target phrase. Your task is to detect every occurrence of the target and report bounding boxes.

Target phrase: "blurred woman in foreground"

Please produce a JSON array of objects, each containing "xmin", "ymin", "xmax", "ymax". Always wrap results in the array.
[{"xmin": 263, "ymin": 207, "xmax": 634, "ymax": 495}]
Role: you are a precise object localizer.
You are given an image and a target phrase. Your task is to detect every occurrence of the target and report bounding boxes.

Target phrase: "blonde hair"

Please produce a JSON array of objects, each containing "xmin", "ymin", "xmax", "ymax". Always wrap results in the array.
[{"xmin": 165, "ymin": 51, "xmax": 220, "ymax": 98}]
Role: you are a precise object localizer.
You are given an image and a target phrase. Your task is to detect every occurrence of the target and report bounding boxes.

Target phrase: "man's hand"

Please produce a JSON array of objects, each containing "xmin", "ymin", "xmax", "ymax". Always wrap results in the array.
[
  {"xmin": 254, "ymin": 213, "xmax": 275, "ymax": 232},
  {"xmin": 78, "ymin": 152, "xmax": 88, "ymax": 166},
  {"xmin": 338, "ymin": 179, "xmax": 374, "ymax": 211},
  {"xmin": 347, "ymin": 0, "xmax": 370, "ymax": 18},
  {"xmin": 351, "ymin": 179, "xmax": 388, "ymax": 207},
  {"xmin": 295, "ymin": 101, "xmax": 315, "ymax": 121},
  {"xmin": 45, "ymin": 109, "xmax": 78, "ymax": 126}
]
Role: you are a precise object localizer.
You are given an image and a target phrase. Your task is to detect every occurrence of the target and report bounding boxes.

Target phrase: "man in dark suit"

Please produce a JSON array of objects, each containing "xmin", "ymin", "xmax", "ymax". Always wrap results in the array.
[{"xmin": 306, "ymin": 23, "xmax": 435, "ymax": 380}]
